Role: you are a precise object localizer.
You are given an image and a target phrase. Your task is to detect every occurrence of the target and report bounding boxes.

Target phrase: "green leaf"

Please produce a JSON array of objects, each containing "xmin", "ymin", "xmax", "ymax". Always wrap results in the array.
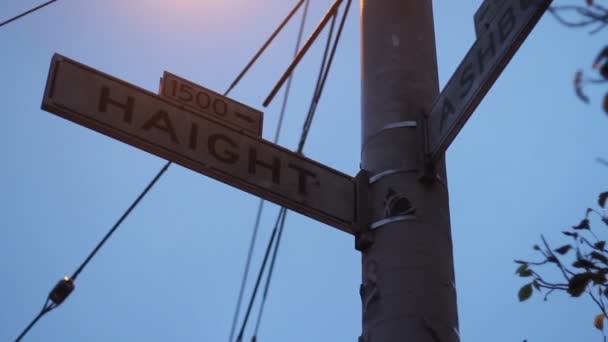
[
  {"xmin": 555, "ymin": 245, "xmax": 573, "ymax": 255},
  {"xmin": 563, "ymin": 231, "xmax": 579, "ymax": 239},
  {"xmin": 515, "ymin": 264, "xmax": 527, "ymax": 274},
  {"xmin": 568, "ymin": 273, "xmax": 594, "ymax": 297},
  {"xmin": 532, "ymin": 280, "xmax": 541, "ymax": 290},
  {"xmin": 520, "ymin": 269, "xmax": 533, "ymax": 277},
  {"xmin": 533, "ymin": 244, "xmax": 540, "ymax": 251},
  {"xmin": 591, "ymin": 251, "xmax": 608, "ymax": 264},
  {"xmin": 573, "ymin": 219, "xmax": 590, "ymax": 230},
  {"xmin": 595, "ymin": 241, "xmax": 606, "ymax": 251},
  {"xmin": 573, "ymin": 259, "xmax": 595, "ymax": 269},
  {"xmin": 592, "ymin": 270, "xmax": 607, "ymax": 285},
  {"xmin": 599, "ymin": 192, "xmax": 608, "ymax": 209},
  {"xmin": 515, "ymin": 264, "xmax": 533, "ymax": 277},
  {"xmin": 518, "ymin": 283, "xmax": 533, "ymax": 302}
]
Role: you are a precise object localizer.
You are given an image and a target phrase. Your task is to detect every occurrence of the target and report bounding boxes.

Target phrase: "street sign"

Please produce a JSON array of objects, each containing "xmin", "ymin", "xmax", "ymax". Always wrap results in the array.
[
  {"xmin": 42, "ymin": 54, "xmax": 355, "ymax": 233},
  {"xmin": 426, "ymin": 0, "xmax": 551, "ymax": 163},
  {"xmin": 474, "ymin": 0, "xmax": 506, "ymax": 37},
  {"xmin": 159, "ymin": 71, "xmax": 263, "ymax": 137}
]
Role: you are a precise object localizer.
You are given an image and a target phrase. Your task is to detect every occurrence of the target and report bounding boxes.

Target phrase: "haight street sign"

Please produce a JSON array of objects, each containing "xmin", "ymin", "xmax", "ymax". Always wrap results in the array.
[
  {"xmin": 42, "ymin": 54, "xmax": 355, "ymax": 233},
  {"xmin": 426, "ymin": 0, "xmax": 552, "ymax": 163},
  {"xmin": 159, "ymin": 71, "xmax": 263, "ymax": 137}
]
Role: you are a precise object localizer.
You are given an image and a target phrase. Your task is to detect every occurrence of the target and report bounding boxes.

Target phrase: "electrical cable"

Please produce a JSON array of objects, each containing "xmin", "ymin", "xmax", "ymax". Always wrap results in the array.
[
  {"xmin": 228, "ymin": 199, "xmax": 266, "ymax": 342},
  {"xmin": 15, "ymin": 299, "xmax": 56, "ymax": 342},
  {"xmin": 250, "ymin": 1, "xmax": 352, "ymax": 338},
  {"xmin": 0, "ymin": 0, "xmax": 58, "ymax": 28},
  {"xmin": 251, "ymin": 14, "xmax": 338, "ymax": 336},
  {"xmin": 235, "ymin": 0, "xmax": 352, "ymax": 339},
  {"xmin": 228, "ymin": 1, "xmax": 310, "ymax": 342},
  {"xmin": 272, "ymin": 0, "xmax": 311, "ymax": 145},
  {"xmin": 252, "ymin": 7, "xmax": 339, "ymax": 338},
  {"xmin": 263, "ymin": 0, "xmax": 344, "ymax": 107},
  {"xmin": 14, "ymin": 161, "xmax": 170, "ymax": 342},
  {"xmin": 234, "ymin": 208, "xmax": 288, "ymax": 342},
  {"xmin": 298, "ymin": 0, "xmax": 353, "ymax": 153},
  {"xmin": 251, "ymin": 208, "xmax": 289, "ymax": 338},
  {"xmin": 71, "ymin": 162, "xmax": 170, "ymax": 281},
  {"xmin": 225, "ymin": 0, "xmax": 306, "ymax": 96},
  {"xmin": 15, "ymin": 1, "xmax": 300, "ymax": 338},
  {"xmin": 297, "ymin": 7, "xmax": 338, "ymax": 153}
]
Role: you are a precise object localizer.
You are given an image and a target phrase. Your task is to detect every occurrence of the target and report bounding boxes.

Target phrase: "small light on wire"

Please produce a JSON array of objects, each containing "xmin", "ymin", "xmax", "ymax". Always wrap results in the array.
[{"xmin": 49, "ymin": 276, "xmax": 75, "ymax": 305}]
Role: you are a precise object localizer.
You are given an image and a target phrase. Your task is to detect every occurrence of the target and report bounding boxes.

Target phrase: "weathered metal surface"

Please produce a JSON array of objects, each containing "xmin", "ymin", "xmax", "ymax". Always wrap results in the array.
[
  {"xmin": 427, "ymin": 0, "xmax": 552, "ymax": 163},
  {"xmin": 160, "ymin": 71, "xmax": 263, "ymax": 137}
]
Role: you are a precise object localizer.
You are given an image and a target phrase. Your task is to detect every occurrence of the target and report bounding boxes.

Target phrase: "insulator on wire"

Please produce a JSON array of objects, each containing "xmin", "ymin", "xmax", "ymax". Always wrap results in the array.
[{"xmin": 48, "ymin": 276, "xmax": 75, "ymax": 305}]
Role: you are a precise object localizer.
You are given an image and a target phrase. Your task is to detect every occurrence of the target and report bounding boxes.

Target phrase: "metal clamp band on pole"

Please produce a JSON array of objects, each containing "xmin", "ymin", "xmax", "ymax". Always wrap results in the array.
[
  {"xmin": 362, "ymin": 120, "xmax": 417, "ymax": 156},
  {"xmin": 369, "ymin": 215, "xmax": 418, "ymax": 231},
  {"xmin": 369, "ymin": 166, "xmax": 419, "ymax": 184},
  {"xmin": 367, "ymin": 120, "xmax": 417, "ymax": 140},
  {"xmin": 380, "ymin": 120, "xmax": 418, "ymax": 130}
]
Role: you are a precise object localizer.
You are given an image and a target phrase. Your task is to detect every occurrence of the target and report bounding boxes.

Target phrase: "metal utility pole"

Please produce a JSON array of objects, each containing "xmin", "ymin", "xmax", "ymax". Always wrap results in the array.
[{"xmin": 359, "ymin": 1, "xmax": 459, "ymax": 341}]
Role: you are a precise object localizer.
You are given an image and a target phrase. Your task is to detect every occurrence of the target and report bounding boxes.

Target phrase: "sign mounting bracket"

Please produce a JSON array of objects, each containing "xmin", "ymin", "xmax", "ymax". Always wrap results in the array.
[
  {"xmin": 354, "ymin": 170, "xmax": 373, "ymax": 251},
  {"xmin": 418, "ymin": 110, "xmax": 436, "ymax": 184}
]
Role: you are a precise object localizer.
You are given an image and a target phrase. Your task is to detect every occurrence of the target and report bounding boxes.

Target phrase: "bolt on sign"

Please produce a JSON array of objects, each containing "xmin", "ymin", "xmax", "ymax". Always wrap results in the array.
[
  {"xmin": 159, "ymin": 71, "xmax": 263, "ymax": 137},
  {"xmin": 426, "ymin": 0, "xmax": 552, "ymax": 163},
  {"xmin": 42, "ymin": 54, "xmax": 356, "ymax": 233}
]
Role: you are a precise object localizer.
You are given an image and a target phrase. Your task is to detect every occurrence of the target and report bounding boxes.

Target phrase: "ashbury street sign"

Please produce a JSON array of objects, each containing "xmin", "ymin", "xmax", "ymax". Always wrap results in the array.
[
  {"xmin": 159, "ymin": 71, "xmax": 263, "ymax": 137},
  {"xmin": 474, "ymin": 0, "xmax": 507, "ymax": 37},
  {"xmin": 42, "ymin": 54, "xmax": 355, "ymax": 233},
  {"xmin": 426, "ymin": 0, "xmax": 552, "ymax": 163}
]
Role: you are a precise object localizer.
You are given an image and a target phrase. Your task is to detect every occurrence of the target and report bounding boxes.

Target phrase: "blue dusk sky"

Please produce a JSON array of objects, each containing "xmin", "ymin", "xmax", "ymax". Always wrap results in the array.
[{"xmin": 1, "ymin": 1, "xmax": 607, "ymax": 341}]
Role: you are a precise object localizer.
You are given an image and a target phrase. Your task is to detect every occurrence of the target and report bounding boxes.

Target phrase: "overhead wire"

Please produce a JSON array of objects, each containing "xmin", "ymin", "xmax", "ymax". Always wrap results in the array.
[
  {"xmin": 234, "ymin": 208, "xmax": 288, "ymax": 342},
  {"xmin": 252, "ymin": 1, "xmax": 352, "ymax": 339},
  {"xmin": 16, "ymin": 80, "xmax": 172, "ymax": 342},
  {"xmin": 297, "ymin": 7, "xmax": 339, "ymax": 153},
  {"xmin": 272, "ymin": 0, "xmax": 311, "ymax": 145},
  {"xmin": 263, "ymin": 0, "xmax": 344, "ymax": 107},
  {"xmin": 15, "ymin": 1, "xmax": 302, "ymax": 340},
  {"xmin": 251, "ymin": 8, "xmax": 338, "ymax": 338},
  {"xmin": 228, "ymin": 1, "xmax": 310, "ymax": 342},
  {"xmin": 15, "ymin": 299, "xmax": 57, "ymax": 342},
  {"xmin": 0, "ymin": 0, "xmax": 58, "ymax": 28},
  {"xmin": 234, "ymin": 0, "xmax": 352, "ymax": 340},
  {"xmin": 225, "ymin": 0, "xmax": 306, "ymax": 96},
  {"xmin": 298, "ymin": 0, "xmax": 352, "ymax": 152},
  {"xmin": 228, "ymin": 199, "xmax": 266, "ymax": 342},
  {"xmin": 71, "ymin": 162, "xmax": 169, "ymax": 281},
  {"xmin": 251, "ymin": 208, "xmax": 288, "ymax": 339}
]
